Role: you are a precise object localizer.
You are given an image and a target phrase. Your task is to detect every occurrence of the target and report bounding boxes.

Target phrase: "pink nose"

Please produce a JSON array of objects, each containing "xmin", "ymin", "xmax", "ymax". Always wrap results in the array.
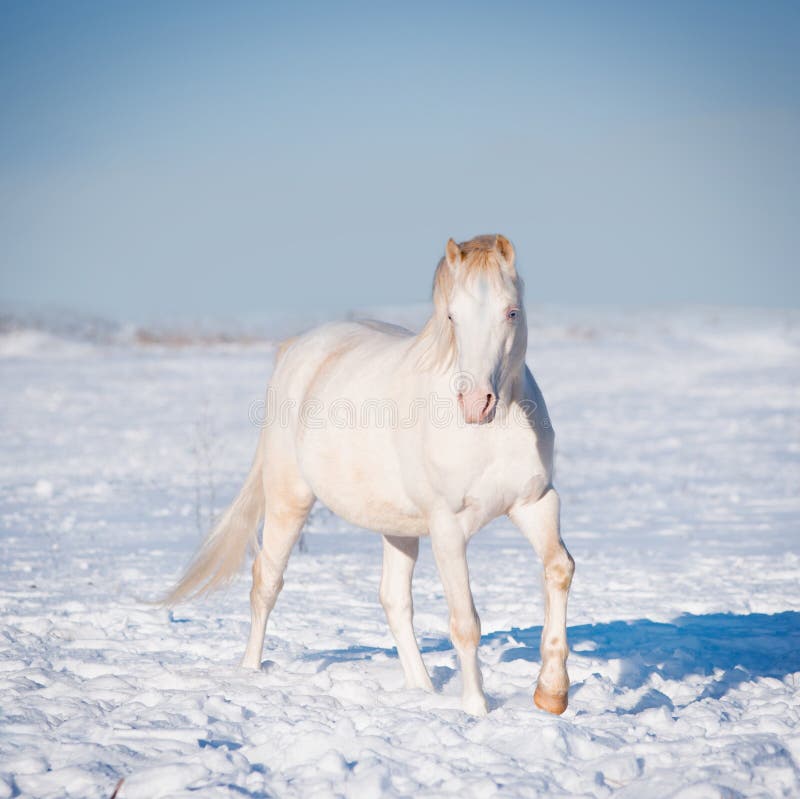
[{"xmin": 458, "ymin": 389, "xmax": 497, "ymax": 424}]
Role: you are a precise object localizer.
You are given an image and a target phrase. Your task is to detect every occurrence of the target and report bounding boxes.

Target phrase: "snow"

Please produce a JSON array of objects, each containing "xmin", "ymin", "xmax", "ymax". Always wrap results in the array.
[{"xmin": 1, "ymin": 306, "xmax": 798, "ymax": 798}]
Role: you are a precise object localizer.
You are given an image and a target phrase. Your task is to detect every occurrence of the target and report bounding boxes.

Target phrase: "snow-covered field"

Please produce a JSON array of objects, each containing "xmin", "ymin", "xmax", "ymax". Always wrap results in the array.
[{"xmin": 1, "ymin": 306, "xmax": 799, "ymax": 798}]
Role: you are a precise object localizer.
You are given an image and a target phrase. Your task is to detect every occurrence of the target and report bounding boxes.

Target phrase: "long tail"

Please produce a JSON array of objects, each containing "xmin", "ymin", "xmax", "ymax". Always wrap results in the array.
[{"xmin": 163, "ymin": 439, "xmax": 265, "ymax": 606}]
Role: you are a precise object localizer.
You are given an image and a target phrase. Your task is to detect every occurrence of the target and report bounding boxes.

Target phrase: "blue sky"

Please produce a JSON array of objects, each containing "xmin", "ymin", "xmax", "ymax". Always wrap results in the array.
[{"xmin": 1, "ymin": 1, "xmax": 798, "ymax": 318}]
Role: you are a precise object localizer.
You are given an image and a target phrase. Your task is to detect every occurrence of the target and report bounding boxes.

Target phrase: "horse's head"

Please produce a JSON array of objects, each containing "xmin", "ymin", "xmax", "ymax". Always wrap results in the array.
[{"xmin": 429, "ymin": 234, "xmax": 527, "ymax": 425}]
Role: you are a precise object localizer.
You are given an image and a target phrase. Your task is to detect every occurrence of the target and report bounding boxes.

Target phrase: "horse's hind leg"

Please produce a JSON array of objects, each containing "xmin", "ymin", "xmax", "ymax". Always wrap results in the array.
[
  {"xmin": 240, "ymin": 477, "xmax": 314, "ymax": 669},
  {"xmin": 379, "ymin": 535, "xmax": 433, "ymax": 691}
]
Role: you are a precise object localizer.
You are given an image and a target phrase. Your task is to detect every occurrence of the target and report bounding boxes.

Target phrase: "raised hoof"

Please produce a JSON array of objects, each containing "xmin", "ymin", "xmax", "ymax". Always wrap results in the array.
[{"xmin": 534, "ymin": 685, "xmax": 568, "ymax": 715}]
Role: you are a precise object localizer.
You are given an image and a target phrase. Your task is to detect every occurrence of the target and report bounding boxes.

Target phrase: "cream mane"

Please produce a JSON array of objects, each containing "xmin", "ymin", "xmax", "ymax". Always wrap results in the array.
[{"xmin": 414, "ymin": 234, "xmax": 523, "ymax": 371}]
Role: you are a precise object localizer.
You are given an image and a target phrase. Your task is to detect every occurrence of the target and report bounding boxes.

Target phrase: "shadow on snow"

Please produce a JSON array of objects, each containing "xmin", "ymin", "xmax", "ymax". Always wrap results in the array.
[{"xmin": 303, "ymin": 611, "xmax": 800, "ymax": 699}]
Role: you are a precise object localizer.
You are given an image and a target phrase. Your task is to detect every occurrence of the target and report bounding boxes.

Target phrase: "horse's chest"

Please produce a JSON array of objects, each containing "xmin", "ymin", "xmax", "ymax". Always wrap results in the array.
[{"xmin": 425, "ymin": 423, "xmax": 549, "ymax": 516}]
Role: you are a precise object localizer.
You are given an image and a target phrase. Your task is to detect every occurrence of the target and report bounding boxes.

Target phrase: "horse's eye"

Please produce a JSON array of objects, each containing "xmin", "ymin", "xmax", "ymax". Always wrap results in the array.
[
  {"xmin": 447, "ymin": 313, "xmax": 453, "ymax": 322},
  {"xmin": 507, "ymin": 308, "xmax": 519, "ymax": 320}
]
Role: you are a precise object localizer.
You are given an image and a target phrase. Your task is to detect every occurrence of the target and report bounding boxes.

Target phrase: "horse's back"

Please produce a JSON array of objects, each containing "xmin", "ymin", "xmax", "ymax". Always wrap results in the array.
[{"xmin": 271, "ymin": 320, "xmax": 411, "ymax": 398}]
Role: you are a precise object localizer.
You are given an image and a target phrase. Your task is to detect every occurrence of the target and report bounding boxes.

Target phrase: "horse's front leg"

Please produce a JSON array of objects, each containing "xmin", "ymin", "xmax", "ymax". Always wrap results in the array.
[
  {"xmin": 380, "ymin": 535, "xmax": 434, "ymax": 691},
  {"xmin": 509, "ymin": 486, "xmax": 574, "ymax": 714},
  {"xmin": 430, "ymin": 511, "xmax": 487, "ymax": 716}
]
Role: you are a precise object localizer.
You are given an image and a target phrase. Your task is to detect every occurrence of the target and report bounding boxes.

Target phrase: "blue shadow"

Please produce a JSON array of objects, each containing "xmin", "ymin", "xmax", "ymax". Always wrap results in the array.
[
  {"xmin": 302, "ymin": 611, "xmax": 800, "ymax": 698},
  {"xmin": 494, "ymin": 611, "xmax": 800, "ymax": 691}
]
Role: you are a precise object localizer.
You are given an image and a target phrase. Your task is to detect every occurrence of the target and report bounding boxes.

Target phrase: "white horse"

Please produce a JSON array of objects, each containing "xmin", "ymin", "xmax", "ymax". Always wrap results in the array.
[{"xmin": 167, "ymin": 234, "xmax": 574, "ymax": 716}]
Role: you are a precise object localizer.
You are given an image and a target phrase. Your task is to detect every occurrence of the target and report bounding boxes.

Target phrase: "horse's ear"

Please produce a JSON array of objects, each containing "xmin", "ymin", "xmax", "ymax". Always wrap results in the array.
[
  {"xmin": 495, "ymin": 234, "xmax": 516, "ymax": 275},
  {"xmin": 445, "ymin": 238, "xmax": 462, "ymax": 269}
]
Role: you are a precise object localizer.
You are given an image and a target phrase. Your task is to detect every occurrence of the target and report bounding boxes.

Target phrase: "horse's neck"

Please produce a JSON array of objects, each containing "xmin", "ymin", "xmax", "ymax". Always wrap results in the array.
[{"xmin": 502, "ymin": 366, "xmax": 527, "ymax": 405}]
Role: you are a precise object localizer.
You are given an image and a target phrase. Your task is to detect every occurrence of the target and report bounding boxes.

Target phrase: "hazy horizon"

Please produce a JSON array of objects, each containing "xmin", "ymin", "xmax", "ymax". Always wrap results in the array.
[{"xmin": 1, "ymin": 1, "xmax": 798, "ymax": 318}]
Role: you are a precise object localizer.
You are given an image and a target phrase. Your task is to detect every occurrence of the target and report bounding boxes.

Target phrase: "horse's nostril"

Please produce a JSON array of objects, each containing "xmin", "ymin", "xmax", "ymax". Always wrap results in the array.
[{"xmin": 482, "ymin": 394, "xmax": 494, "ymax": 417}]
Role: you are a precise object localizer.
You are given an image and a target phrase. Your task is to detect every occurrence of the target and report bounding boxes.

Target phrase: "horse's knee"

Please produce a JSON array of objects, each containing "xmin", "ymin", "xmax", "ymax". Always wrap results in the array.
[
  {"xmin": 450, "ymin": 611, "xmax": 480, "ymax": 652},
  {"xmin": 544, "ymin": 549, "xmax": 574, "ymax": 591},
  {"xmin": 379, "ymin": 584, "xmax": 411, "ymax": 621}
]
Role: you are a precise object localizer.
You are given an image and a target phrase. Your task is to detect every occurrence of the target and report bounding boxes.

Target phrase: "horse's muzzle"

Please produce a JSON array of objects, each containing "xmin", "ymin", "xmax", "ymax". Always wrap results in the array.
[{"xmin": 458, "ymin": 389, "xmax": 497, "ymax": 424}]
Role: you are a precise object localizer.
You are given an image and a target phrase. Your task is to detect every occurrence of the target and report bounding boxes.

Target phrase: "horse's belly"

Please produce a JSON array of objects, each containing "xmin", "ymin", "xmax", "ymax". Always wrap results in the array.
[
  {"xmin": 318, "ymin": 486, "xmax": 428, "ymax": 536},
  {"xmin": 298, "ymin": 428, "xmax": 427, "ymax": 536}
]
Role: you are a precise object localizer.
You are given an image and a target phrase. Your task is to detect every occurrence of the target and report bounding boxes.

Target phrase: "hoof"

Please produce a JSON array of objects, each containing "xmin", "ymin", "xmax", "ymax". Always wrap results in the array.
[
  {"xmin": 534, "ymin": 685, "xmax": 568, "ymax": 715},
  {"xmin": 462, "ymin": 694, "xmax": 489, "ymax": 717},
  {"xmin": 406, "ymin": 677, "xmax": 435, "ymax": 693}
]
